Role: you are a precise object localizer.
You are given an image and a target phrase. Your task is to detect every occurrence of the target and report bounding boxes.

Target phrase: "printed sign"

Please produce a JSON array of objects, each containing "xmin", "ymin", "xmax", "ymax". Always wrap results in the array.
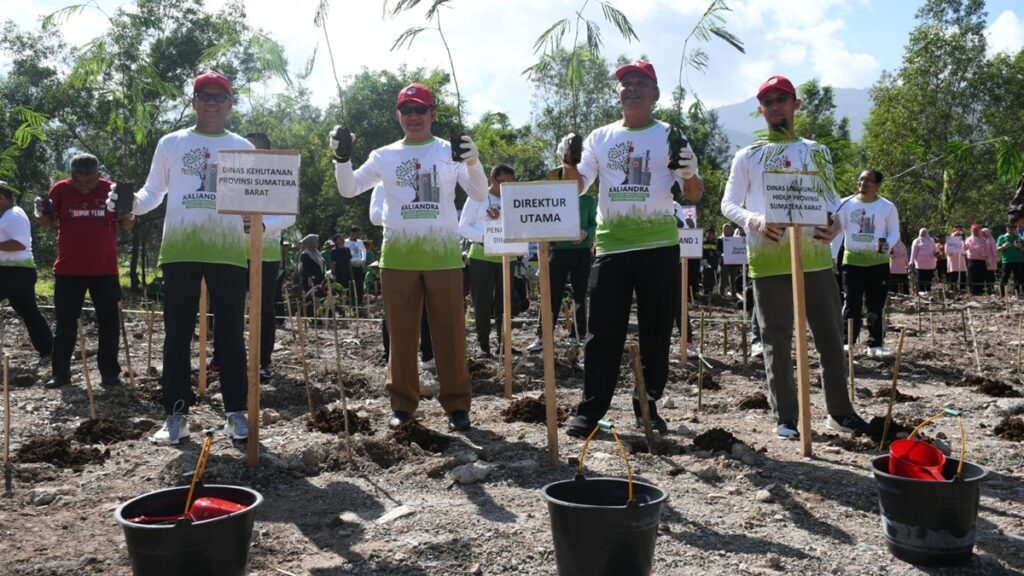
[
  {"xmin": 721, "ymin": 236, "xmax": 748, "ymax": 265},
  {"xmin": 945, "ymin": 236, "xmax": 964, "ymax": 255},
  {"xmin": 483, "ymin": 219, "xmax": 529, "ymax": 256},
  {"xmin": 216, "ymin": 150, "xmax": 301, "ymax": 215},
  {"xmin": 763, "ymin": 171, "xmax": 831, "ymax": 226},
  {"xmin": 500, "ymin": 181, "xmax": 581, "ymax": 242},
  {"xmin": 679, "ymin": 228, "xmax": 703, "ymax": 259}
]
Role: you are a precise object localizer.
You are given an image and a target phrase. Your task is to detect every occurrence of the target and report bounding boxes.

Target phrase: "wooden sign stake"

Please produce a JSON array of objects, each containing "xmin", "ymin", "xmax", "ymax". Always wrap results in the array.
[
  {"xmin": 78, "ymin": 318, "xmax": 96, "ymax": 420},
  {"xmin": 502, "ymin": 255, "xmax": 513, "ymax": 398},
  {"xmin": 198, "ymin": 280, "xmax": 208, "ymax": 397},
  {"xmin": 789, "ymin": 227, "xmax": 813, "ymax": 457},
  {"xmin": 246, "ymin": 215, "xmax": 263, "ymax": 468},
  {"xmin": 538, "ymin": 242, "xmax": 559, "ymax": 465},
  {"xmin": 848, "ymin": 318, "xmax": 855, "ymax": 402},
  {"xmin": 326, "ymin": 281, "xmax": 353, "ymax": 462},
  {"xmin": 680, "ymin": 259, "xmax": 690, "ymax": 366},
  {"xmin": 3, "ymin": 352, "xmax": 11, "ymax": 497}
]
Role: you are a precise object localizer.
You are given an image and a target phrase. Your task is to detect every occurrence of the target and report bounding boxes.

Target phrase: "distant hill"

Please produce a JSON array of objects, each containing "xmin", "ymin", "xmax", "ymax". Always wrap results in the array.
[{"xmin": 713, "ymin": 87, "xmax": 872, "ymax": 150}]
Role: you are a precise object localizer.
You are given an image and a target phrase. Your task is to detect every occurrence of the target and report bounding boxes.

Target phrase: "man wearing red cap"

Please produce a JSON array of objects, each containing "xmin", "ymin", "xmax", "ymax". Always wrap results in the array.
[
  {"xmin": 559, "ymin": 60, "xmax": 703, "ymax": 437},
  {"xmin": 330, "ymin": 82, "xmax": 487, "ymax": 432},
  {"xmin": 722, "ymin": 75, "xmax": 869, "ymax": 440},
  {"xmin": 107, "ymin": 70, "xmax": 260, "ymax": 445}
]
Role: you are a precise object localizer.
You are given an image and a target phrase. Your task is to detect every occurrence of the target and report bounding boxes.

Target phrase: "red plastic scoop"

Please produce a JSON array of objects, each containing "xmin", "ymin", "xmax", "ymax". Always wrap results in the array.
[{"xmin": 889, "ymin": 439, "xmax": 946, "ymax": 481}]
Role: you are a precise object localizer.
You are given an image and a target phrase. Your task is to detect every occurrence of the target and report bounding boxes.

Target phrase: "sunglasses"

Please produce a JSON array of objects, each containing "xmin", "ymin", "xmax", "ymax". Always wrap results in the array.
[
  {"xmin": 398, "ymin": 104, "xmax": 431, "ymax": 116},
  {"xmin": 194, "ymin": 92, "xmax": 231, "ymax": 103}
]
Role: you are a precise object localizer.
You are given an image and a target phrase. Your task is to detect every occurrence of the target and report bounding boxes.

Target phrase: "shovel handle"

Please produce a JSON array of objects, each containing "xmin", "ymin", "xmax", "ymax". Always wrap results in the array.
[
  {"xmin": 576, "ymin": 420, "xmax": 634, "ymax": 502},
  {"xmin": 908, "ymin": 409, "xmax": 966, "ymax": 478}
]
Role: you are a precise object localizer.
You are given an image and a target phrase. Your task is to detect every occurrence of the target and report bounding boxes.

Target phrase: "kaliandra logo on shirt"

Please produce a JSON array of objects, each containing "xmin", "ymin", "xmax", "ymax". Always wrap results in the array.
[
  {"xmin": 396, "ymin": 158, "xmax": 440, "ymax": 219},
  {"xmin": 180, "ymin": 146, "xmax": 217, "ymax": 209},
  {"xmin": 606, "ymin": 141, "xmax": 651, "ymax": 202},
  {"xmin": 848, "ymin": 207, "xmax": 877, "ymax": 244}
]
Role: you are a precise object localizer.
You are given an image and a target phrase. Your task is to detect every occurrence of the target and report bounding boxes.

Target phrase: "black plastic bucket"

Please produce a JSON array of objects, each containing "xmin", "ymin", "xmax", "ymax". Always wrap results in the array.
[
  {"xmin": 871, "ymin": 455, "xmax": 987, "ymax": 566},
  {"xmin": 541, "ymin": 477, "xmax": 667, "ymax": 576},
  {"xmin": 114, "ymin": 485, "xmax": 262, "ymax": 576}
]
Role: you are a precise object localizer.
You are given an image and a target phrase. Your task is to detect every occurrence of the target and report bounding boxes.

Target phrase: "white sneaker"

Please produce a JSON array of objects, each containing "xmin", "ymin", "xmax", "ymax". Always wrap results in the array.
[
  {"xmin": 419, "ymin": 358, "xmax": 435, "ymax": 371},
  {"xmin": 151, "ymin": 415, "xmax": 189, "ymax": 445},
  {"xmin": 687, "ymin": 343, "xmax": 699, "ymax": 358},
  {"xmin": 868, "ymin": 346, "xmax": 892, "ymax": 358},
  {"xmin": 526, "ymin": 337, "xmax": 544, "ymax": 353},
  {"xmin": 917, "ymin": 291, "xmax": 928, "ymax": 297},
  {"xmin": 224, "ymin": 411, "xmax": 249, "ymax": 440},
  {"xmin": 750, "ymin": 342, "xmax": 764, "ymax": 357}
]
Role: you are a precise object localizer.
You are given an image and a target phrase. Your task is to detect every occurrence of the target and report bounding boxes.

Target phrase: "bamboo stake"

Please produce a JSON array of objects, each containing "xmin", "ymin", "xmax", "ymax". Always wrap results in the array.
[
  {"xmin": 960, "ymin": 309, "xmax": 968, "ymax": 344},
  {"xmin": 3, "ymin": 352, "xmax": 12, "ymax": 497},
  {"xmin": 502, "ymin": 255, "xmax": 513, "ymax": 398},
  {"xmin": 142, "ymin": 280, "xmax": 154, "ymax": 373},
  {"xmin": 722, "ymin": 319, "xmax": 728, "ymax": 356},
  {"xmin": 538, "ymin": 242, "xmax": 559, "ymax": 465},
  {"xmin": 327, "ymin": 281, "xmax": 353, "ymax": 462},
  {"xmin": 877, "ymin": 329, "xmax": 908, "ymax": 451},
  {"xmin": 78, "ymin": 319, "xmax": 96, "ymax": 420},
  {"xmin": 967, "ymin": 309, "xmax": 981, "ymax": 373},
  {"xmin": 740, "ymin": 315, "xmax": 748, "ymax": 366},
  {"xmin": 628, "ymin": 342, "xmax": 657, "ymax": 455},
  {"xmin": 118, "ymin": 302, "xmax": 135, "ymax": 387},
  {"xmin": 698, "ymin": 311, "xmax": 706, "ymax": 412},
  {"xmin": 292, "ymin": 289, "xmax": 314, "ymax": 415},
  {"xmin": 351, "ymin": 280, "xmax": 360, "ymax": 339},
  {"xmin": 848, "ymin": 318, "xmax": 855, "ymax": 402},
  {"xmin": 311, "ymin": 279, "xmax": 322, "ymax": 357},
  {"xmin": 917, "ymin": 291, "xmax": 923, "ymax": 332},
  {"xmin": 198, "ymin": 280, "xmax": 208, "ymax": 397},
  {"xmin": 1017, "ymin": 313, "xmax": 1022, "ymax": 373}
]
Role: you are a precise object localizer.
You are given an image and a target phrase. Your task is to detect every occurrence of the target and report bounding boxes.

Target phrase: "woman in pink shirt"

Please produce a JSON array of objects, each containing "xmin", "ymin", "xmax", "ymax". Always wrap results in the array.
[
  {"xmin": 889, "ymin": 239, "xmax": 909, "ymax": 295},
  {"xmin": 964, "ymin": 224, "xmax": 991, "ymax": 296},
  {"xmin": 910, "ymin": 228, "xmax": 937, "ymax": 294}
]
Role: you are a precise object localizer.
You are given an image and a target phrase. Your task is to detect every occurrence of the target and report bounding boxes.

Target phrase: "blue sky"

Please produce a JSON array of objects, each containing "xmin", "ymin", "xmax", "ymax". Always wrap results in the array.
[{"xmin": 4, "ymin": 0, "xmax": 1023, "ymax": 126}]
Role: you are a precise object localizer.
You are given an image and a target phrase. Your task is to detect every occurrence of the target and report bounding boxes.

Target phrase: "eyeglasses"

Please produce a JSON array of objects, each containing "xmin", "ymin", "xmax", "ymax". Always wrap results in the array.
[
  {"xmin": 194, "ymin": 92, "xmax": 230, "ymax": 103},
  {"xmin": 857, "ymin": 177, "xmax": 877, "ymax": 184},
  {"xmin": 759, "ymin": 95, "xmax": 791, "ymax": 107},
  {"xmin": 398, "ymin": 105, "xmax": 431, "ymax": 116}
]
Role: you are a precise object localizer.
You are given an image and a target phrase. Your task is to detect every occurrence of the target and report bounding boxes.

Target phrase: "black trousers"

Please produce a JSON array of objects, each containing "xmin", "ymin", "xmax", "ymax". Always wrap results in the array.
[
  {"xmin": 352, "ymin": 265, "xmax": 366, "ymax": 308},
  {"xmin": 162, "ymin": 262, "xmax": 247, "ymax": 415},
  {"xmin": 889, "ymin": 273, "xmax": 909, "ymax": 295},
  {"xmin": 382, "ymin": 307, "xmax": 432, "ymax": 362},
  {"xmin": 967, "ymin": 259, "xmax": 987, "ymax": 296},
  {"xmin": 212, "ymin": 261, "xmax": 281, "ymax": 367},
  {"xmin": 673, "ymin": 261, "xmax": 696, "ymax": 340},
  {"xmin": 578, "ymin": 245, "xmax": 675, "ymax": 421},
  {"xmin": 0, "ymin": 266, "xmax": 52, "ymax": 356},
  {"xmin": 1001, "ymin": 262, "xmax": 1024, "ymax": 296},
  {"xmin": 842, "ymin": 263, "xmax": 889, "ymax": 347},
  {"xmin": 469, "ymin": 257, "xmax": 503, "ymax": 351},
  {"xmin": 52, "ymin": 274, "xmax": 121, "ymax": 381},
  {"xmin": 537, "ymin": 248, "xmax": 591, "ymax": 339},
  {"xmin": 916, "ymin": 268, "xmax": 934, "ymax": 292}
]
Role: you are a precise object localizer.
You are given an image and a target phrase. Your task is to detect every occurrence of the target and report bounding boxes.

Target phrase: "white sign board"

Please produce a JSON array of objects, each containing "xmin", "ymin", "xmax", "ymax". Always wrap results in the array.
[
  {"xmin": 483, "ymin": 219, "xmax": 529, "ymax": 256},
  {"xmin": 763, "ymin": 172, "xmax": 831, "ymax": 226},
  {"xmin": 216, "ymin": 150, "xmax": 301, "ymax": 215},
  {"xmin": 722, "ymin": 236, "xmax": 748, "ymax": 265},
  {"xmin": 945, "ymin": 236, "xmax": 964, "ymax": 255},
  {"xmin": 679, "ymin": 228, "xmax": 703, "ymax": 259},
  {"xmin": 500, "ymin": 181, "xmax": 581, "ymax": 242}
]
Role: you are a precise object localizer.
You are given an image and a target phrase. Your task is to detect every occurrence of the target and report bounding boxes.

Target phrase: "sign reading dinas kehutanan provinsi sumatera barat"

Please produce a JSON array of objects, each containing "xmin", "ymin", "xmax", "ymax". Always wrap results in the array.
[
  {"xmin": 216, "ymin": 150, "xmax": 301, "ymax": 215},
  {"xmin": 499, "ymin": 181, "xmax": 580, "ymax": 242},
  {"xmin": 678, "ymin": 228, "xmax": 703, "ymax": 259},
  {"xmin": 722, "ymin": 236, "xmax": 748, "ymax": 265},
  {"xmin": 763, "ymin": 171, "xmax": 831, "ymax": 227},
  {"xmin": 483, "ymin": 218, "xmax": 529, "ymax": 256}
]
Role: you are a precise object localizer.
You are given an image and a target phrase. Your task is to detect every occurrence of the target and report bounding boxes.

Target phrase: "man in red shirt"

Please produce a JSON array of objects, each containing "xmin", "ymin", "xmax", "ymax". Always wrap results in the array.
[{"xmin": 37, "ymin": 154, "xmax": 134, "ymax": 388}]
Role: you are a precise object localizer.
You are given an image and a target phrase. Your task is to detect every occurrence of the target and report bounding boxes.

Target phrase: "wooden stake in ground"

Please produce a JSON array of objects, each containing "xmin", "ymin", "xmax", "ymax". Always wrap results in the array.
[
  {"xmin": 326, "ymin": 281, "xmax": 353, "ymax": 462},
  {"xmin": 877, "ymin": 329, "xmax": 908, "ymax": 451},
  {"xmin": 3, "ymin": 351, "xmax": 13, "ymax": 497},
  {"xmin": 351, "ymin": 280, "xmax": 361, "ymax": 339},
  {"xmin": 537, "ymin": 242, "xmax": 559, "ymax": 465},
  {"xmin": 1017, "ymin": 314, "xmax": 1023, "ymax": 373},
  {"xmin": 284, "ymin": 289, "xmax": 314, "ymax": 415},
  {"xmin": 142, "ymin": 280, "xmax": 154, "ymax": 373},
  {"xmin": 680, "ymin": 259, "xmax": 690, "ymax": 366},
  {"xmin": 789, "ymin": 227, "xmax": 814, "ymax": 457},
  {"xmin": 502, "ymin": 255, "xmax": 513, "ymax": 398},
  {"xmin": 198, "ymin": 280, "xmax": 208, "ymax": 397},
  {"xmin": 628, "ymin": 342, "xmax": 657, "ymax": 456},
  {"xmin": 722, "ymin": 319, "xmax": 728, "ymax": 356},
  {"xmin": 967, "ymin": 309, "xmax": 981, "ymax": 373},
  {"xmin": 917, "ymin": 291, "xmax": 923, "ymax": 332},
  {"xmin": 847, "ymin": 318, "xmax": 855, "ymax": 402},
  {"xmin": 78, "ymin": 319, "xmax": 96, "ymax": 420},
  {"xmin": 740, "ymin": 315, "xmax": 748, "ymax": 366},
  {"xmin": 960, "ymin": 308, "xmax": 968, "ymax": 344},
  {"xmin": 117, "ymin": 302, "xmax": 136, "ymax": 387},
  {"xmin": 310, "ymin": 278, "xmax": 322, "ymax": 357},
  {"xmin": 246, "ymin": 215, "xmax": 264, "ymax": 468},
  {"xmin": 697, "ymin": 311, "xmax": 706, "ymax": 412},
  {"xmin": 930, "ymin": 307, "xmax": 936, "ymax": 352}
]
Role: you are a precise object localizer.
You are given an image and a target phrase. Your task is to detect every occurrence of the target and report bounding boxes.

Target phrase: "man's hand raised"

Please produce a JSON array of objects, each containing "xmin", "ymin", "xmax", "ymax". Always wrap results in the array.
[{"xmin": 330, "ymin": 126, "xmax": 353, "ymax": 163}]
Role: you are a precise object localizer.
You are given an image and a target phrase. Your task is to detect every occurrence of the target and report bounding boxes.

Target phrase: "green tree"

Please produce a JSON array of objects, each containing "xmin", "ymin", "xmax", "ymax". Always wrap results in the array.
[{"xmin": 527, "ymin": 46, "xmax": 620, "ymax": 147}]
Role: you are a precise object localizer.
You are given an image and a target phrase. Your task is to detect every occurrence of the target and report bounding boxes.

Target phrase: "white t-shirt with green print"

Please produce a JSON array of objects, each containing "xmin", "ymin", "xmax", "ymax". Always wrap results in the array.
[
  {"xmin": 334, "ymin": 138, "xmax": 485, "ymax": 270},
  {"xmin": 835, "ymin": 195, "xmax": 900, "ymax": 267},
  {"xmin": 135, "ymin": 128, "xmax": 254, "ymax": 268},
  {"xmin": 721, "ymin": 138, "xmax": 839, "ymax": 279},
  {"xmin": 578, "ymin": 120, "xmax": 687, "ymax": 256},
  {"xmin": 0, "ymin": 206, "xmax": 35, "ymax": 268}
]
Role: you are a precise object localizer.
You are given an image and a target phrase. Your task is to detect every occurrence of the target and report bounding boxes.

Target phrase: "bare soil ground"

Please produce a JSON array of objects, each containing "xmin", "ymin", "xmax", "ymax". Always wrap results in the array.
[{"xmin": 1, "ymin": 290, "xmax": 1023, "ymax": 576}]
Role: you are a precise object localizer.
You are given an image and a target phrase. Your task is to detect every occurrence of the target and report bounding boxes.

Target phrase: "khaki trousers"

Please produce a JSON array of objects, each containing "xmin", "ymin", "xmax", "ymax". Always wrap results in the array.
[{"xmin": 381, "ymin": 268, "xmax": 470, "ymax": 413}]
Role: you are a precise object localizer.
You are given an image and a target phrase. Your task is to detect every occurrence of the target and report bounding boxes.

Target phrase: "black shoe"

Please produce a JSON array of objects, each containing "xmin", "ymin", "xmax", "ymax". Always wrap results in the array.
[
  {"xmin": 259, "ymin": 364, "xmax": 273, "ymax": 381},
  {"xmin": 635, "ymin": 413, "xmax": 669, "ymax": 434},
  {"xmin": 388, "ymin": 411, "xmax": 413, "ymax": 429},
  {"xmin": 566, "ymin": 415, "xmax": 598, "ymax": 438},
  {"xmin": 448, "ymin": 410, "xmax": 471, "ymax": 432},
  {"xmin": 478, "ymin": 344, "xmax": 493, "ymax": 359},
  {"xmin": 101, "ymin": 377, "xmax": 122, "ymax": 386},
  {"xmin": 826, "ymin": 413, "xmax": 871, "ymax": 434},
  {"xmin": 45, "ymin": 376, "xmax": 69, "ymax": 389}
]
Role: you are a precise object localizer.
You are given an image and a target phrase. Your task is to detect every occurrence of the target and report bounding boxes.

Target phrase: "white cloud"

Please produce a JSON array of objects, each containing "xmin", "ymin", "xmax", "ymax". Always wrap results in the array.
[{"xmin": 986, "ymin": 10, "xmax": 1024, "ymax": 56}]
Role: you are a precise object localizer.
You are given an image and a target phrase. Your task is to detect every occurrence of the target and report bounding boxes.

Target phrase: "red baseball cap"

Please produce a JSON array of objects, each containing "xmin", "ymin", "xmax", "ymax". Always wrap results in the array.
[
  {"xmin": 757, "ymin": 75, "xmax": 796, "ymax": 100},
  {"xmin": 395, "ymin": 83, "xmax": 435, "ymax": 109},
  {"xmin": 194, "ymin": 71, "xmax": 232, "ymax": 95},
  {"xmin": 615, "ymin": 60, "xmax": 658, "ymax": 84}
]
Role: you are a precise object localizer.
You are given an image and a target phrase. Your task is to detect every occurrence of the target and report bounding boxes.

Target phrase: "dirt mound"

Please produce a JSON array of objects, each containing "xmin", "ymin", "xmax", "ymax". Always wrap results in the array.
[
  {"xmin": 14, "ymin": 436, "xmax": 107, "ymax": 467},
  {"xmin": 626, "ymin": 436, "xmax": 684, "ymax": 455},
  {"xmin": 393, "ymin": 422, "xmax": 450, "ymax": 453},
  {"xmin": 686, "ymin": 372, "xmax": 719, "ymax": 390},
  {"xmin": 73, "ymin": 418, "xmax": 149, "ymax": 444},
  {"xmin": 975, "ymin": 379, "xmax": 1021, "ymax": 398},
  {"xmin": 873, "ymin": 386, "xmax": 918, "ymax": 402},
  {"xmin": 866, "ymin": 416, "xmax": 912, "ymax": 448},
  {"xmin": 306, "ymin": 407, "xmax": 373, "ymax": 435},
  {"xmin": 736, "ymin": 392, "xmax": 769, "ymax": 410},
  {"xmin": 500, "ymin": 396, "xmax": 568, "ymax": 424},
  {"xmin": 693, "ymin": 427, "xmax": 739, "ymax": 452},
  {"xmin": 994, "ymin": 417, "xmax": 1024, "ymax": 441},
  {"xmin": 358, "ymin": 438, "xmax": 410, "ymax": 468},
  {"xmin": 467, "ymin": 359, "xmax": 497, "ymax": 379}
]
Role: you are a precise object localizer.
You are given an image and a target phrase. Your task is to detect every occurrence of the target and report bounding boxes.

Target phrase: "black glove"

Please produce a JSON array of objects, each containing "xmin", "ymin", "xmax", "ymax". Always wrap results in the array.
[
  {"xmin": 34, "ymin": 196, "xmax": 53, "ymax": 217},
  {"xmin": 331, "ymin": 126, "xmax": 352, "ymax": 162}
]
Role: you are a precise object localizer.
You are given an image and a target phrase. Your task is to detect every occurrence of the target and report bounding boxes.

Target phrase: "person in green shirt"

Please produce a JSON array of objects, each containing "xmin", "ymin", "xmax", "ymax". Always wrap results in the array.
[{"xmin": 996, "ymin": 216, "xmax": 1024, "ymax": 297}]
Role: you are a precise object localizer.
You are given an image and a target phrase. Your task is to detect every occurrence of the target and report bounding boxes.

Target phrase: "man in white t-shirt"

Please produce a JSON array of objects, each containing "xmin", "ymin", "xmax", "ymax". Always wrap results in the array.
[
  {"xmin": 721, "ymin": 75, "xmax": 869, "ymax": 440},
  {"xmin": 559, "ymin": 60, "xmax": 703, "ymax": 437},
  {"xmin": 0, "ymin": 182, "xmax": 53, "ymax": 361},
  {"xmin": 108, "ymin": 71, "xmax": 262, "ymax": 445},
  {"xmin": 331, "ymin": 82, "xmax": 487, "ymax": 432},
  {"xmin": 344, "ymin": 225, "xmax": 367, "ymax": 310}
]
